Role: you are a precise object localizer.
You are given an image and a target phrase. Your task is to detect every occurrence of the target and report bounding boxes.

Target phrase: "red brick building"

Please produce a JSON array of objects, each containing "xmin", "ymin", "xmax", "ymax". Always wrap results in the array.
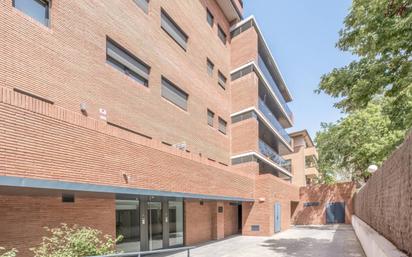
[{"xmin": 0, "ymin": 0, "xmax": 305, "ymax": 255}]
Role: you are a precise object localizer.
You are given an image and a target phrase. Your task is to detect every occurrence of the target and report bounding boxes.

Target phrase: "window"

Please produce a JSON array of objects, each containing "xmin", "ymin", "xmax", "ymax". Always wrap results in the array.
[
  {"xmin": 217, "ymin": 25, "xmax": 227, "ymax": 44},
  {"xmin": 161, "ymin": 77, "xmax": 188, "ymax": 110},
  {"xmin": 206, "ymin": 8, "xmax": 214, "ymax": 27},
  {"xmin": 207, "ymin": 109, "xmax": 214, "ymax": 126},
  {"xmin": 218, "ymin": 71, "xmax": 227, "ymax": 89},
  {"xmin": 207, "ymin": 59, "xmax": 214, "ymax": 76},
  {"xmin": 161, "ymin": 9, "xmax": 189, "ymax": 50},
  {"xmin": 218, "ymin": 117, "xmax": 227, "ymax": 134},
  {"xmin": 305, "ymin": 155, "xmax": 317, "ymax": 168},
  {"xmin": 13, "ymin": 0, "xmax": 50, "ymax": 26},
  {"xmin": 106, "ymin": 38, "xmax": 150, "ymax": 86},
  {"xmin": 134, "ymin": 0, "xmax": 149, "ymax": 13}
]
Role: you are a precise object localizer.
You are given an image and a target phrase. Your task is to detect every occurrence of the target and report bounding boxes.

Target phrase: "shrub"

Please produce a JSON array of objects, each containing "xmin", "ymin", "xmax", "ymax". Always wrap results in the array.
[
  {"xmin": 0, "ymin": 247, "xmax": 17, "ymax": 257},
  {"xmin": 30, "ymin": 224, "xmax": 122, "ymax": 257}
]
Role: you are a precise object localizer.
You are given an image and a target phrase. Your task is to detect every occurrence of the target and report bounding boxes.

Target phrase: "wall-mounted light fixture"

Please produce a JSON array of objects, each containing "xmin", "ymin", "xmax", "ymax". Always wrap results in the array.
[
  {"xmin": 80, "ymin": 103, "xmax": 87, "ymax": 115},
  {"xmin": 368, "ymin": 164, "xmax": 378, "ymax": 173}
]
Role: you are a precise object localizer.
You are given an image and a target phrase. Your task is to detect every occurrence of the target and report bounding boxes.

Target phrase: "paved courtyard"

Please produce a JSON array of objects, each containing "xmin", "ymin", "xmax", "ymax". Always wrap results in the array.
[{"xmin": 153, "ymin": 225, "xmax": 365, "ymax": 257}]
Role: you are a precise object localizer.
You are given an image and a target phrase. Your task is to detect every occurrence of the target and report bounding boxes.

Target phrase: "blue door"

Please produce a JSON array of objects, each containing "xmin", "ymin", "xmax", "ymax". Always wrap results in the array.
[
  {"xmin": 274, "ymin": 202, "xmax": 281, "ymax": 233},
  {"xmin": 326, "ymin": 202, "xmax": 345, "ymax": 224}
]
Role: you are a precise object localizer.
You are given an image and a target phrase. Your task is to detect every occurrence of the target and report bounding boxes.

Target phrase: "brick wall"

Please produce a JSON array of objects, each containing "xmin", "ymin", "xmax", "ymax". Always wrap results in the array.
[
  {"xmin": 242, "ymin": 174, "xmax": 299, "ymax": 236},
  {"xmin": 231, "ymin": 119, "xmax": 259, "ymax": 155},
  {"xmin": 293, "ymin": 182, "xmax": 356, "ymax": 225},
  {"xmin": 0, "ymin": 86, "xmax": 254, "ymax": 200},
  {"xmin": 0, "ymin": 0, "xmax": 232, "ymax": 163},
  {"xmin": 354, "ymin": 131, "xmax": 412, "ymax": 256},
  {"xmin": 0, "ymin": 189, "xmax": 115, "ymax": 257},
  {"xmin": 184, "ymin": 200, "xmax": 214, "ymax": 245},
  {"xmin": 230, "ymin": 73, "xmax": 259, "ymax": 113},
  {"xmin": 230, "ymin": 25, "xmax": 258, "ymax": 68}
]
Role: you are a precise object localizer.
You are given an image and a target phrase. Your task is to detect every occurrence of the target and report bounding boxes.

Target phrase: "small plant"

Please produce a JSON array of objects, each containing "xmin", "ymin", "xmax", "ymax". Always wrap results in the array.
[
  {"xmin": 0, "ymin": 247, "xmax": 18, "ymax": 257},
  {"xmin": 30, "ymin": 224, "xmax": 122, "ymax": 257}
]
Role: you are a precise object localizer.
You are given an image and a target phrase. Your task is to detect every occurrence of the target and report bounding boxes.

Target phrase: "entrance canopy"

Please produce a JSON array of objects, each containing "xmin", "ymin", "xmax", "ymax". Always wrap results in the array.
[{"xmin": 0, "ymin": 176, "xmax": 254, "ymax": 202}]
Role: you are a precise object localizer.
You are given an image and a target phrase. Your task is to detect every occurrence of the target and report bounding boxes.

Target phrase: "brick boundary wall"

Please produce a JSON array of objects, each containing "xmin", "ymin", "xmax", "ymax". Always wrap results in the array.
[
  {"xmin": 354, "ymin": 130, "xmax": 412, "ymax": 256},
  {"xmin": 293, "ymin": 182, "xmax": 356, "ymax": 225}
]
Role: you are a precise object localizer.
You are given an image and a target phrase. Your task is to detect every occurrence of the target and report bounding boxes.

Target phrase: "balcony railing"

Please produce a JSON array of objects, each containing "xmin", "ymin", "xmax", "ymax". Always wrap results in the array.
[
  {"xmin": 257, "ymin": 55, "xmax": 293, "ymax": 122},
  {"xmin": 258, "ymin": 139, "xmax": 291, "ymax": 172},
  {"xmin": 258, "ymin": 99, "xmax": 291, "ymax": 144}
]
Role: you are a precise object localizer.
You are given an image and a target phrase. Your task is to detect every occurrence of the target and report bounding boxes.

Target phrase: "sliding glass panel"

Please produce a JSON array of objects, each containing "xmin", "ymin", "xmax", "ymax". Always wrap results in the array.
[
  {"xmin": 116, "ymin": 200, "xmax": 140, "ymax": 252},
  {"xmin": 169, "ymin": 200, "xmax": 184, "ymax": 246}
]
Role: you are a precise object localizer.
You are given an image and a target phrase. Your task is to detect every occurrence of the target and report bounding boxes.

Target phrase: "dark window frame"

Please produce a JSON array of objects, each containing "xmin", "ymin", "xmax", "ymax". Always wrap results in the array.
[
  {"xmin": 12, "ymin": 0, "xmax": 50, "ymax": 27},
  {"xmin": 206, "ymin": 8, "xmax": 214, "ymax": 27},
  {"xmin": 134, "ymin": 0, "xmax": 149, "ymax": 13},
  {"xmin": 207, "ymin": 109, "xmax": 214, "ymax": 127},
  {"xmin": 161, "ymin": 76, "xmax": 189, "ymax": 111},
  {"xmin": 161, "ymin": 9, "xmax": 189, "ymax": 51},
  {"xmin": 218, "ymin": 117, "xmax": 227, "ymax": 135},
  {"xmin": 218, "ymin": 70, "xmax": 227, "ymax": 89},
  {"xmin": 207, "ymin": 58, "xmax": 214, "ymax": 76},
  {"xmin": 217, "ymin": 24, "xmax": 227, "ymax": 45},
  {"xmin": 106, "ymin": 38, "xmax": 150, "ymax": 87}
]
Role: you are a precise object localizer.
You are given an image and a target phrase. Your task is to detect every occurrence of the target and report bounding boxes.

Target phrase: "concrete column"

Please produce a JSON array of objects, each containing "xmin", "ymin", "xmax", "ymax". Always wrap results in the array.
[{"xmin": 212, "ymin": 201, "xmax": 225, "ymax": 240}]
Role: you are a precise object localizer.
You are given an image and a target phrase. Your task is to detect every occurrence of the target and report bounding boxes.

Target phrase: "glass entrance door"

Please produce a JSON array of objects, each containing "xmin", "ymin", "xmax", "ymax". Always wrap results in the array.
[
  {"xmin": 169, "ymin": 200, "xmax": 184, "ymax": 247},
  {"xmin": 116, "ymin": 197, "xmax": 184, "ymax": 252},
  {"xmin": 116, "ymin": 199, "xmax": 140, "ymax": 252},
  {"xmin": 147, "ymin": 201, "xmax": 163, "ymax": 250}
]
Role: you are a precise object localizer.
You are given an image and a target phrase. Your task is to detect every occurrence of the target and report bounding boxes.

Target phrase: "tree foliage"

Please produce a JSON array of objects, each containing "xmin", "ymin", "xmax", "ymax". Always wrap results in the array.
[
  {"xmin": 30, "ymin": 224, "xmax": 122, "ymax": 257},
  {"xmin": 317, "ymin": 0, "xmax": 412, "ymax": 130},
  {"xmin": 315, "ymin": 0, "xmax": 411, "ymax": 182},
  {"xmin": 316, "ymin": 100, "xmax": 405, "ymax": 182},
  {"xmin": 0, "ymin": 248, "xmax": 17, "ymax": 257}
]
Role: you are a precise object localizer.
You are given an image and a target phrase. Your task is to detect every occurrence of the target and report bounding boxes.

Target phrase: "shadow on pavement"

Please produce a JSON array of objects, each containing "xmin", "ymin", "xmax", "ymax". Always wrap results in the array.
[{"xmin": 261, "ymin": 224, "xmax": 364, "ymax": 257}]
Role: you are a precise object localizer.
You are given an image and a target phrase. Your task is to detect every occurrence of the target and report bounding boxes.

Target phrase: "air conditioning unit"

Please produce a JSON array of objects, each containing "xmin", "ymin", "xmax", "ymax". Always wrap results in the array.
[{"xmin": 173, "ymin": 142, "xmax": 187, "ymax": 151}]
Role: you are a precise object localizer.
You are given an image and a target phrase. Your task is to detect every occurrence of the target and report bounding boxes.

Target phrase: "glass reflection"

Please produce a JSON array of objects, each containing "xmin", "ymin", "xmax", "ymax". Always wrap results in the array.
[
  {"xmin": 169, "ymin": 200, "xmax": 184, "ymax": 246},
  {"xmin": 116, "ymin": 199, "xmax": 140, "ymax": 252}
]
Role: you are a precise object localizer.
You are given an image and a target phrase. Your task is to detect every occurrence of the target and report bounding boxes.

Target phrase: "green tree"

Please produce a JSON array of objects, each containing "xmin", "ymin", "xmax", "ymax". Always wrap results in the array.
[
  {"xmin": 30, "ymin": 224, "xmax": 122, "ymax": 257},
  {"xmin": 315, "ymin": 0, "xmax": 411, "ymax": 182},
  {"xmin": 315, "ymin": 100, "xmax": 405, "ymax": 182},
  {"xmin": 317, "ymin": 0, "xmax": 412, "ymax": 130},
  {"xmin": 0, "ymin": 247, "xmax": 17, "ymax": 257}
]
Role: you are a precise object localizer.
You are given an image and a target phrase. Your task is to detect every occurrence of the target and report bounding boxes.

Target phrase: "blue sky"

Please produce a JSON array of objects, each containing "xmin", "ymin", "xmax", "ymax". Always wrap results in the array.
[{"xmin": 244, "ymin": 0, "xmax": 354, "ymax": 139}]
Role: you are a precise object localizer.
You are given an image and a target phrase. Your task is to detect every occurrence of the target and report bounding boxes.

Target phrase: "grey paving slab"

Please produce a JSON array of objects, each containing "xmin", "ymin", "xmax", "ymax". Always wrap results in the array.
[{"xmin": 152, "ymin": 225, "xmax": 365, "ymax": 257}]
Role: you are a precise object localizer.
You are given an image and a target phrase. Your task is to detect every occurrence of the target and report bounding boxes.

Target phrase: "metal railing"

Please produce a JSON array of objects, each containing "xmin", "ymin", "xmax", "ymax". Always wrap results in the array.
[
  {"xmin": 257, "ymin": 55, "xmax": 293, "ymax": 122},
  {"xmin": 87, "ymin": 246, "xmax": 195, "ymax": 257},
  {"xmin": 258, "ymin": 99, "xmax": 291, "ymax": 144},
  {"xmin": 258, "ymin": 139, "xmax": 291, "ymax": 172}
]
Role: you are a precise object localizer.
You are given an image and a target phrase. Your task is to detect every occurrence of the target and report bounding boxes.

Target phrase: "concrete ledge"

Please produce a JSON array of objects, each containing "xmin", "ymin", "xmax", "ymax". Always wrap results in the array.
[{"xmin": 352, "ymin": 215, "xmax": 407, "ymax": 257}]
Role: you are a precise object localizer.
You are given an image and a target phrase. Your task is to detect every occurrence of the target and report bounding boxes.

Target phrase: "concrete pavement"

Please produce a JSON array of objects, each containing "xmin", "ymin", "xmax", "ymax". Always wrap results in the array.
[{"xmin": 153, "ymin": 225, "xmax": 365, "ymax": 257}]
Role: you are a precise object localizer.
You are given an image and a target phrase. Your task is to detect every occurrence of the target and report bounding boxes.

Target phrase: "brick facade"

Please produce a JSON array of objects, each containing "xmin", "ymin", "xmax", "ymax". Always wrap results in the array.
[
  {"xmin": 354, "ymin": 131, "xmax": 412, "ymax": 256},
  {"xmin": 0, "ymin": 0, "xmax": 232, "ymax": 163},
  {"xmin": 0, "ymin": 87, "xmax": 254, "ymax": 199},
  {"xmin": 0, "ymin": 189, "xmax": 115, "ymax": 257},
  {"xmin": 0, "ymin": 0, "xmax": 306, "ymax": 255}
]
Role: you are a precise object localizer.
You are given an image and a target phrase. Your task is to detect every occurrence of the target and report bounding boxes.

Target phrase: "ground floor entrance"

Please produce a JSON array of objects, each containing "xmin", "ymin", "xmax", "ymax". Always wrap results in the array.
[
  {"xmin": 116, "ymin": 196, "xmax": 184, "ymax": 252},
  {"xmin": 0, "ymin": 187, "xmax": 249, "ymax": 257}
]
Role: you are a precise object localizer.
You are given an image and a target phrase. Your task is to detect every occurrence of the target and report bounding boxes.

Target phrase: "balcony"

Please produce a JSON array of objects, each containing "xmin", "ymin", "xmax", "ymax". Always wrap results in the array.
[
  {"xmin": 258, "ymin": 139, "xmax": 291, "ymax": 172},
  {"xmin": 258, "ymin": 55, "xmax": 293, "ymax": 122},
  {"xmin": 258, "ymin": 99, "xmax": 291, "ymax": 144}
]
